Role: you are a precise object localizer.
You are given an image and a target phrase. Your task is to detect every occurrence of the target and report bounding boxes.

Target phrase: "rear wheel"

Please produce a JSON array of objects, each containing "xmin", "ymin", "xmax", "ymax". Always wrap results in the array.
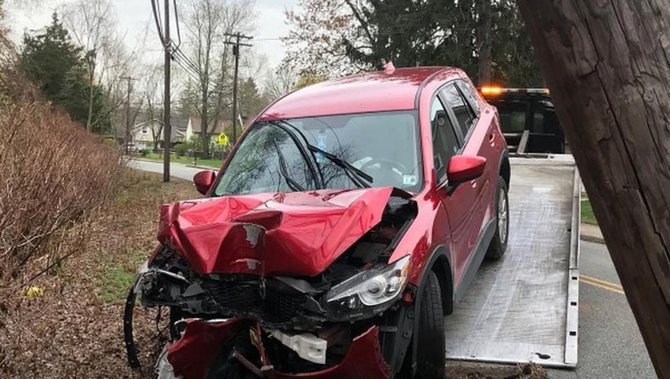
[
  {"xmin": 414, "ymin": 271, "xmax": 445, "ymax": 379},
  {"xmin": 486, "ymin": 177, "xmax": 509, "ymax": 260}
]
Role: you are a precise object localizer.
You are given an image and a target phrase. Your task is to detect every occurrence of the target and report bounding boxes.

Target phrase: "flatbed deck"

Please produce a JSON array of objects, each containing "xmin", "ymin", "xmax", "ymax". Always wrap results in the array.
[{"xmin": 445, "ymin": 155, "xmax": 580, "ymax": 368}]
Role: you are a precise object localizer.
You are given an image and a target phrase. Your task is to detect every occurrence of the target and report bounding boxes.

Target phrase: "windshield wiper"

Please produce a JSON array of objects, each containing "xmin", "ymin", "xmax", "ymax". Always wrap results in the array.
[
  {"xmin": 269, "ymin": 120, "xmax": 373, "ymax": 188},
  {"xmin": 305, "ymin": 144, "xmax": 373, "ymax": 188},
  {"xmin": 272, "ymin": 138, "xmax": 305, "ymax": 192}
]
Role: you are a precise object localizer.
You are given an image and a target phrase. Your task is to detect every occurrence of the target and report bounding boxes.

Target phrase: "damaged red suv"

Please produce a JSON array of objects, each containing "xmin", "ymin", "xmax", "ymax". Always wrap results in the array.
[{"xmin": 125, "ymin": 66, "xmax": 510, "ymax": 378}]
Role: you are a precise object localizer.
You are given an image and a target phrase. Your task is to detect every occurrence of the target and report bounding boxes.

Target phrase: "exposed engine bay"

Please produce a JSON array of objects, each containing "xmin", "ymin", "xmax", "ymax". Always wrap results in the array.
[{"xmin": 125, "ymin": 187, "xmax": 418, "ymax": 377}]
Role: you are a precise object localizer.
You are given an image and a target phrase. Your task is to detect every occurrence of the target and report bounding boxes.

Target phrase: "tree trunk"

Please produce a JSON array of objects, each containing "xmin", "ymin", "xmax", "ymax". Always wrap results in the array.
[
  {"xmin": 86, "ymin": 59, "xmax": 95, "ymax": 132},
  {"xmin": 477, "ymin": 0, "xmax": 492, "ymax": 85},
  {"xmin": 201, "ymin": 88, "xmax": 210, "ymax": 160},
  {"xmin": 517, "ymin": 1, "xmax": 670, "ymax": 377}
]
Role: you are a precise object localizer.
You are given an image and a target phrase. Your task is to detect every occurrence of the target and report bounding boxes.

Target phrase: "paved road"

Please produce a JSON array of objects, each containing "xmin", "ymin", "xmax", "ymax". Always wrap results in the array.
[
  {"xmin": 127, "ymin": 160, "xmax": 656, "ymax": 378},
  {"xmin": 548, "ymin": 240, "xmax": 655, "ymax": 379},
  {"xmin": 128, "ymin": 159, "xmax": 212, "ymax": 181}
]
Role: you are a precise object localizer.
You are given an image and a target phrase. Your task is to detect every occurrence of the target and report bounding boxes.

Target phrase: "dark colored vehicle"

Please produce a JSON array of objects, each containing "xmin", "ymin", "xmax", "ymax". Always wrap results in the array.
[
  {"xmin": 125, "ymin": 66, "xmax": 510, "ymax": 378},
  {"xmin": 480, "ymin": 86, "xmax": 564, "ymax": 154}
]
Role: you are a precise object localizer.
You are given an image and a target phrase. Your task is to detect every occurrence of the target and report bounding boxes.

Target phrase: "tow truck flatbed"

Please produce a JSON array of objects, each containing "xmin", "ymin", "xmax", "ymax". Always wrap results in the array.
[{"xmin": 445, "ymin": 155, "xmax": 580, "ymax": 368}]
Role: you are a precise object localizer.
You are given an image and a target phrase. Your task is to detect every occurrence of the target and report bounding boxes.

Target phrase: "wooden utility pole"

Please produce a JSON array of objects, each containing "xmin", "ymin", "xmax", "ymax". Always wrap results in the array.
[
  {"xmin": 122, "ymin": 76, "xmax": 135, "ymax": 155},
  {"xmin": 162, "ymin": 0, "xmax": 171, "ymax": 182},
  {"xmin": 517, "ymin": 1, "xmax": 670, "ymax": 377},
  {"xmin": 224, "ymin": 32, "xmax": 252, "ymax": 145}
]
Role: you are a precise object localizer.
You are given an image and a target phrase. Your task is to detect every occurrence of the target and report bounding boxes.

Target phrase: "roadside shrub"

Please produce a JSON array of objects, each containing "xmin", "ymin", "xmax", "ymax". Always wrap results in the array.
[
  {"xmin": 102, "ymin": 137, "xmax": 119, "ymax": 150},
  {"xmin": 174, "ymin": 142, "xmax": 188, "ymax": 158},
  {"xmin": 0, "ymin": 68, "xmax": 122, "ymax": 285},
  {"xmin": 139, "ymin": 148, "xmax": 150, "ymax": 157}
]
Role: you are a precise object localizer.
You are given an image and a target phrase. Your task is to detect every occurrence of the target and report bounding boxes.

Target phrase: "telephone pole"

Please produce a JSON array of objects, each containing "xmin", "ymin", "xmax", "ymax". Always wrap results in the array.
[
  {"xmin": 162, "ymin": 0, "xmax": 171, "ymax": 182},
  {"xmin": 121, "ymin": 76, "xmax": 135, "ymax": 155},
  {"xmin": 224, "ymin": 33, "xmax": 252, "ymax": 145},
  {"xmin": 519, "ymin": 1, "xmax": 670, "ymax": 376}
]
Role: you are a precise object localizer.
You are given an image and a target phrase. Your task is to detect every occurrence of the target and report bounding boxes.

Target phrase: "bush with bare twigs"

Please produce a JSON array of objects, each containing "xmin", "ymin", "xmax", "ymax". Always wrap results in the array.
[{"xmin": 0, "ymin": 68, "xmax": 122, "ymax": 290}]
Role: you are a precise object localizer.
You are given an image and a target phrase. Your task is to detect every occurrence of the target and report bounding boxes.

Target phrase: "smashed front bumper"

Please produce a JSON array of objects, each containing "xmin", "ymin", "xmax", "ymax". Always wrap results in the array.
[{"xmin": 166, "ymin": 318, "xmax": 391, "ymax": 379}]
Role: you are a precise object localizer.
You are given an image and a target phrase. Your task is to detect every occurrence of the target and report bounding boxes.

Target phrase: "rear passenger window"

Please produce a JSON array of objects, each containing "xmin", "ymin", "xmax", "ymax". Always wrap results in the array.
[
  {"xmin": 430, "ymin": 97, "xmax": 460, "ymax": 180},
  {"xmin": 457, "ymin": 81, "xmax": 481, "ymax": 117},
  {"xmin": 442, "ymin": 83, "xmax": 475, "ymax": 138}
]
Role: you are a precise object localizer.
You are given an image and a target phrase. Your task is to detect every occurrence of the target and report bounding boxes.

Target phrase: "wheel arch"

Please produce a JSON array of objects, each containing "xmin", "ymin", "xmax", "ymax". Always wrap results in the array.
[{"xmin": 417, "ymin": 245, "xmax": 454, "ymax": 316}]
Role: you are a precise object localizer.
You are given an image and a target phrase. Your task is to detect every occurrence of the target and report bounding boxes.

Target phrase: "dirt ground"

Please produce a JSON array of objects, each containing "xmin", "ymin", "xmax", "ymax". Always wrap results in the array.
[{"xmin": 447, "ymin": 362, "xmax": 547, "ymax": 378}]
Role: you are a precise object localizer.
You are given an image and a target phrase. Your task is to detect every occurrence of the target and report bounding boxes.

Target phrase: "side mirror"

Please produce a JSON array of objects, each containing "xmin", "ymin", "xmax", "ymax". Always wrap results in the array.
[
  {"xmin": 193, "ymin": 170, "xmax": 216, "ymax": 195},
  {"xmin": 447, "ymin": 155, "xmax": 486, "ymax": 185}
]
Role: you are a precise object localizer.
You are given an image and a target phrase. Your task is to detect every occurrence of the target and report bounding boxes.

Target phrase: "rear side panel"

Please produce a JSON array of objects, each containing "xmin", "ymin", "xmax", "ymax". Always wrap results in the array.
[{"xmin": 445, "ymin": 156, "xmax": 579, "ymax": 368}]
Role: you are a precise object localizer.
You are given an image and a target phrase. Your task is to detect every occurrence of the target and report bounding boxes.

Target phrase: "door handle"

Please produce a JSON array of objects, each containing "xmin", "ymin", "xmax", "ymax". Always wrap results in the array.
[{"xmin": 489, "ymin": 133, "xmax": 495, "ymax": 142}]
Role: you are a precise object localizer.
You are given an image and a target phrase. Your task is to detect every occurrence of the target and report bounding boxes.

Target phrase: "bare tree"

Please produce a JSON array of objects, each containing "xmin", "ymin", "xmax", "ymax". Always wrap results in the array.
[
  {"xmin": 60, "ymin": 0, "xmax": 151, "ymax": 134},
  {"xmin": 182, "ymin": 0, "xmax": 254, "ymax": 158},
  {"xmin": 61, "ymin": 0, "xmax": 115, "ymax": 132},
  {"xmin": 283, "ymin": 0, "xmax": 369, "ymax": 77},
  {"xmin": 264, "ymin": 63, "xmax": 297, "ymax": 101},
  {"xmin": 139, "ymin": 63, "xmax": 182, "ymax": 152},
  {"xmin": 518, "ymin": 1, "xmax": 670, "ymax": 377},
  {"xmin": 139, "ymin": 64, "xmax": 163, "ymax": 151}
]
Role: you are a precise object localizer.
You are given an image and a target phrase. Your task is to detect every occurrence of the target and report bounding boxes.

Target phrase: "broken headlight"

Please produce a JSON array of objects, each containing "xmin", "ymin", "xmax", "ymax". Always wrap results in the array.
[{"xmin": 325, "ymin": 256, "xmax": 410, "ymax": 318}]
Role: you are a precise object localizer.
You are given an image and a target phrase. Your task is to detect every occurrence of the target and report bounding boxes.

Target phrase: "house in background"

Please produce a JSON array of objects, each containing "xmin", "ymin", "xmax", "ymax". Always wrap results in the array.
[
  {"xmin": 130, "ymin": 116, "xmax": 189, "ymax": 150},
  {"xmin": 184, "ymin": 117, "xmax": 232, "ymax": 142},
  {"xmin": 129, "ymin": 119, "xmax": 159, "ymax": 151}
]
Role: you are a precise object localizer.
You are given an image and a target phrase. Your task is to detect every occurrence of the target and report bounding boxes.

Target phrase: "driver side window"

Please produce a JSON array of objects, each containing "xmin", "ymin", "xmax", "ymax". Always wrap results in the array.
[{"xmin": 430, "ymin": 97, "xmax": 460, "ymax": 182}]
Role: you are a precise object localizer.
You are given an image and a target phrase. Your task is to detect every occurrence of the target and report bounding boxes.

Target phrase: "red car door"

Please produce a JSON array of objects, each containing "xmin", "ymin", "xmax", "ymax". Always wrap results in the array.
[
  {"xmin": 456, "ymin": 80, "xmax": 502, "ymax": 230},
  {"xmin": 438, "ymin": 81, "xmax": 492, "ymax": 288},
  {"xmin": 429, "ymin": 93, "xmax": 473, "ymax": 287}
]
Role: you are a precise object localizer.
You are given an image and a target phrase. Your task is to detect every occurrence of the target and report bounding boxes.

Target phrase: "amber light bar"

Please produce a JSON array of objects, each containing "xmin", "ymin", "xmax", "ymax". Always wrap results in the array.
[{"xmin": 479, "ymin": 86, "xmax": 550, "ymax": 96}]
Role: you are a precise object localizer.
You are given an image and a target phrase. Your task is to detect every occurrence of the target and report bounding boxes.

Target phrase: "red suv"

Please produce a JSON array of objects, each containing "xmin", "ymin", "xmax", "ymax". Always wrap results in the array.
[{"xmin": 126, "ymin": 66, "xmax": 510, "ymax": 379}]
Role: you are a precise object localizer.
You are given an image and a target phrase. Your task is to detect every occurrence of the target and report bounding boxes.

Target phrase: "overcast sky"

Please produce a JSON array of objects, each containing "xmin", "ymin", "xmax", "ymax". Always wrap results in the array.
[{"xmin": 4, "ymin": 0, "xmax": 298, "ymax": 70}]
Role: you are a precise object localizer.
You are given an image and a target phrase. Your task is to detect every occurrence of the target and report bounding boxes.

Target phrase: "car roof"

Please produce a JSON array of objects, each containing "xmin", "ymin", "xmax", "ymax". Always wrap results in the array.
[{"xmin": 258, "ymin": 66, "xmax": 463, "ymax": 120}]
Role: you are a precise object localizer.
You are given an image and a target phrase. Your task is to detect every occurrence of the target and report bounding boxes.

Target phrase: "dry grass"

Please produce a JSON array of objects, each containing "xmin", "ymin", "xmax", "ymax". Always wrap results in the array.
[{"xmin": 0, "ymin": 170, "xmax": 199, "ymax": 378}]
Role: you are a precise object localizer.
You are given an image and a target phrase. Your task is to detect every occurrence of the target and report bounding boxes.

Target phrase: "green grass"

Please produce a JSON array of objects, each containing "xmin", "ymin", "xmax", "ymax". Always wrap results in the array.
[
  {"xmin": 98, "ymin": 265, "xmax": 138, "ymax": 303},
  {"xmin": 96, "ymin": 249, "xmax": 148, "ymax": 304},
  {"xmin": 581, "ymin": 198, "xmax": 598, "ymax": 225},
  {"xmin": 138, "ymin": 152, "xmax": 222, "ymax": 169}
]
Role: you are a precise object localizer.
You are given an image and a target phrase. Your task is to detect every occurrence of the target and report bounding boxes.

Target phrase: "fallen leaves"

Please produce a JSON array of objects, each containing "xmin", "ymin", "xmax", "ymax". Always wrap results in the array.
[{"xmin": 0, "ymin": 170, "xmax": 199, "ymax": 378}]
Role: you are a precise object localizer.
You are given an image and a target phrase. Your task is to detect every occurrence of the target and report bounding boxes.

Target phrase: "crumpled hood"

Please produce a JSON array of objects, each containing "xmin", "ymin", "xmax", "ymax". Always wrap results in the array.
[{"xmin": 157, "ymin": 187, "xmax": 395, "ymax": 277}]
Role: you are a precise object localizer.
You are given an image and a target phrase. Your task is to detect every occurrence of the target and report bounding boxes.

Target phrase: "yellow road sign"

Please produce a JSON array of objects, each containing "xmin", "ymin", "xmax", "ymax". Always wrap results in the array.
[{"xmin": 217, "ymin": 133, "xmax": 229, "ymax": 147}]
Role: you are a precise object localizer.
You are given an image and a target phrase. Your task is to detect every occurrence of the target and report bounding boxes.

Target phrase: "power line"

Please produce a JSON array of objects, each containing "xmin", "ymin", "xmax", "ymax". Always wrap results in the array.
[
  {"xmin": 172, "ymin": 0, "xmax": 182, "ymax": 49},
  {"xmin": 151, "ymin": 0, "xmax": 165, "ymax": 45},
  {"xmin": 172, "ymin": 55, "xmax": 200, "ymax": 81},
  {"xmin": 172, "ymin": 47, "xmax": 200, "ymax": 75},
  {"xmin": 174, "ymin": 47, "xmax": 199, "ymax": 72}
]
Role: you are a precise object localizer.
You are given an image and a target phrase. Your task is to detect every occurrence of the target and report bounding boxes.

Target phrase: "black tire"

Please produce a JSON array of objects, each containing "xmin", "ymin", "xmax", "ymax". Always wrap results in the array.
[
  {"xmin": 486, "ymin": 177, "xmax": 509, "ymax": 260},
  {"xmin": 414, "ymin": 271, "xmax": 445, "ymax": 379}
]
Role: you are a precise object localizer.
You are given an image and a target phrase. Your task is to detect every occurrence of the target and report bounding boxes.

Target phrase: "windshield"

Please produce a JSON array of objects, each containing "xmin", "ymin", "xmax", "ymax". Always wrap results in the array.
[{"xmin": 214, "ymin": 111, "xmax": 423, "ymax": 196}]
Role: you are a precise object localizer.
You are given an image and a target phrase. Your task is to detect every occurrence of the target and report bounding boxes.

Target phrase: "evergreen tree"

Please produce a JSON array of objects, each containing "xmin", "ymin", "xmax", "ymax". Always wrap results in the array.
[
  {"xmin": 286, "ymin": 0, "xmax": 543, "ymax": 87},
  {"xmin": 238, "ymin": 78, "xmax": 268, "ymax": 121},
  {"xmin": 19, "ymin": 13, "xmax": 109, "ymax": 132}
]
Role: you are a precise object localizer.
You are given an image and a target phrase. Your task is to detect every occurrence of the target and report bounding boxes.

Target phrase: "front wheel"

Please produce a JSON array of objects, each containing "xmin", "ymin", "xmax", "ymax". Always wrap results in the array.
[
  {"xmin": 413, "ymin": 271, "xmax": 445, "ymax": 379},
  {"xmin": 486, "ymin": 177, "xmax": 509, "ymax": 260}
]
